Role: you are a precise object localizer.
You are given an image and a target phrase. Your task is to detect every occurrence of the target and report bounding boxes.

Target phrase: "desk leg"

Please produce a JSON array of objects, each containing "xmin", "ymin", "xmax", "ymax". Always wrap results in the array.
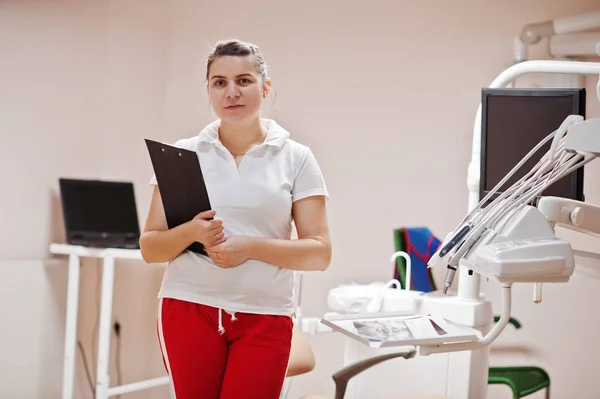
[
  {"xmin": 62, "ymin": 254, "xmax": 81, "ymax": 399},
  {"xmin": 95, "ymin": 255, "xmax": 116, "ymax": 399}
]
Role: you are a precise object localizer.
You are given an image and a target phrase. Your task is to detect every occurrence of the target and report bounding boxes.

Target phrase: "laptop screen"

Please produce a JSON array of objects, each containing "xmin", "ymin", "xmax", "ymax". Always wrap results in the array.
[{"xmin": 59, "ymin": 178, "xmax": 140, "ymax": 238}]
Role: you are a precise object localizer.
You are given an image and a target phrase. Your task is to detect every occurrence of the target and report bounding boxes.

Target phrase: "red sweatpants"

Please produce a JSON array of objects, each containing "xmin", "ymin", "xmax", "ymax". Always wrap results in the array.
[{"xmin": 157, "ymin": 298, "xmax": 293, "ymax": 399}]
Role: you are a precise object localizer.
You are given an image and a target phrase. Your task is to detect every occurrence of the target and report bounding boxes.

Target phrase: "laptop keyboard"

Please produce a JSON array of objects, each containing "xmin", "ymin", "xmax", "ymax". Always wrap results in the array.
[{"xmin": 68, "ymin": 238, "xmax": 140, "ymax": 250}]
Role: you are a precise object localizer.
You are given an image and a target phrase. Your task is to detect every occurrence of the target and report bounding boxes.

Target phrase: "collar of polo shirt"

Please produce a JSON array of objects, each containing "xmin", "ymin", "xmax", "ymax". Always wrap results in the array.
[{"xmin": 197, "ymin": 118, "xmax": 290, "ymax": 151}]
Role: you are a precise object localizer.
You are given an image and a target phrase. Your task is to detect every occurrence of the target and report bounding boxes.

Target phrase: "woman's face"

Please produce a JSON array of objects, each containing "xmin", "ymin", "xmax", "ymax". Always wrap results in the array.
[{"xmin": 207, "ymin": 55, "xmax": 270, "ymax": 125}]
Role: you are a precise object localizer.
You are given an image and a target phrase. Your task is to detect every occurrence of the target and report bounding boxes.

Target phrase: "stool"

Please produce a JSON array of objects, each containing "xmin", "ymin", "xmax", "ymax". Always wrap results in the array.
[{"xmin": 488, "ymin": 366, "xmax": 550, "ymax": 399}]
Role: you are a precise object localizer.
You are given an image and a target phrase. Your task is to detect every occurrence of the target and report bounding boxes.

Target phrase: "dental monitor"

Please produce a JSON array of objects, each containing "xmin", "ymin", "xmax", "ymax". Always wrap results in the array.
[{"xmin": 480, "ymin": 88, "xmax": 586, "ymax": 206}]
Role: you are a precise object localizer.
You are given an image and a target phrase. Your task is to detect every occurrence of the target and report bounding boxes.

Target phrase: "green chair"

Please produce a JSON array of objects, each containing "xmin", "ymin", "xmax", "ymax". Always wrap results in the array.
[
  {"xmin": 393, "ymin": 227, "xmax": 551, "ymax": 399},
  {"xmin": 488, "ymin": 316, "xmax": 550, "ymax": 399}
]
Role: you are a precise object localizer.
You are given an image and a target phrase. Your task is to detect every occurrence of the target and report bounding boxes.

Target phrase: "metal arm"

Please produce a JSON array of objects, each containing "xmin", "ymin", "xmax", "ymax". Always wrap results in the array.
[
  {"xmin": 520, "ymin": 10, "xmax": 600, "ymax": 45},
  {"xmin": 538, "ymin": 197, "xmax": 600, "ymax": 237},
  {"xmin": 332, "ymin": 349, "xmax": 416, "ymax": 399}
]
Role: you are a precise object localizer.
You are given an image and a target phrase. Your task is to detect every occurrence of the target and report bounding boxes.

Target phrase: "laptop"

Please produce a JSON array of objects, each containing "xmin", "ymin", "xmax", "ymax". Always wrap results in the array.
[{"xmin": 59, "ymin": 178, "xmax": 141, "ymax": 249}]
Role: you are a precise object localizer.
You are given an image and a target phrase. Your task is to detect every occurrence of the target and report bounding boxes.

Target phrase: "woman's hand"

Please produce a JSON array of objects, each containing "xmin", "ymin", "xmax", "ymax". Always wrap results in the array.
[
  {"xmin": 205, "ymin": 236, "xmax": 252, "ymax": 269},
  {"xmin": 189, "ymin": 210, "xmax": 226, "ymax": 247}
]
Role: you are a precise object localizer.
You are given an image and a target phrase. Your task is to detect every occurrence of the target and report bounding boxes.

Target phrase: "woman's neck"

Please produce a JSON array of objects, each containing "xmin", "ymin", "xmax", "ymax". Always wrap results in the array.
[{"xmin": 219, "ymin": 118, "xmax": 267, "ymax": 156}]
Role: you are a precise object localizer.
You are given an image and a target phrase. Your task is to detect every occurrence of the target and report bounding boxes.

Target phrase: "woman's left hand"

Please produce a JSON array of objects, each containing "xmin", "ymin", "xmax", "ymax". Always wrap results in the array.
[{"xmin": 205, "ymin": 236, "xmax": 252, "ymax": 269}]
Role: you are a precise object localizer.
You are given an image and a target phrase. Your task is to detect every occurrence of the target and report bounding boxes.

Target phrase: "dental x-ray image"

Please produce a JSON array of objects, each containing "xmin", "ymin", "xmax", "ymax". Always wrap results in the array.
[{"xmin": 353, "ymin": 319, "xmax": 414, "ymax": 342}]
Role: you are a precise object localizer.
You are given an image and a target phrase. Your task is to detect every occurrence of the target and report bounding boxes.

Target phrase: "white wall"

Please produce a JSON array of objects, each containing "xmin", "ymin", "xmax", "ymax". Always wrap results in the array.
[
  {"xmin": 1, "ymin": 0, "xmax": 599, "ymax": 398},
  {"xmin": 0, "ymin": 1, "xmax": 171, "ymax": 398}
]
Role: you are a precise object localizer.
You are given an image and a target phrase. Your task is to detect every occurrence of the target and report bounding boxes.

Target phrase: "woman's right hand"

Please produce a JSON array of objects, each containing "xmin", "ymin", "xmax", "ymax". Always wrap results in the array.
[
  {"xmin": 189, "ymin": 210, "xmax": 226, "ymax": 247},
  {"xmin": 141, "ymin": 187, "xmax": 226, "ymax": 264}
]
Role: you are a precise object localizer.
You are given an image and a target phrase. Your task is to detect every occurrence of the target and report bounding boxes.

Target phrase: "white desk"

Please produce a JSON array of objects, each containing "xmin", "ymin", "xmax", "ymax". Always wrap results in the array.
[{"xmin": 50, "ymin": 244, "xmax": 169, "ymax": 399}]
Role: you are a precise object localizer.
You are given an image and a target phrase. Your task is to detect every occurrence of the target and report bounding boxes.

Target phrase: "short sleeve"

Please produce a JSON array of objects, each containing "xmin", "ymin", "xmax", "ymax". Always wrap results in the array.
[{"xmin": 292, "ymin": 147, "xmax": 329, "ymax": 202}]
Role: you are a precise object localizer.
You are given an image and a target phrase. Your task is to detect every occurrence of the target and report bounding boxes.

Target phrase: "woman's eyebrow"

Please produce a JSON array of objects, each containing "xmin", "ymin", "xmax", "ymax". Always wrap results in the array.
[{"xmin": 210, "ymin": 73, "xmax": 254, "ymax": 80}]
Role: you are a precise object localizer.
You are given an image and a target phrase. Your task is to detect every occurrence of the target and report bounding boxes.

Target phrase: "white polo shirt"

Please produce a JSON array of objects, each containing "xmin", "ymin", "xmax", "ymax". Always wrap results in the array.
[{"xmin": 149, "ymin": 118, "xmax": 328, "ymax": 317}]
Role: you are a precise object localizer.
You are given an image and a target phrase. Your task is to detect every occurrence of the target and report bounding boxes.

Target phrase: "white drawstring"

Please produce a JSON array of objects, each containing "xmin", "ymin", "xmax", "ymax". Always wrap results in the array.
[
  {"xmin": 218, "ymin": 309, "xmax": 225, "ymax": 334},
  {"xmin": 217, "ymin": 308, "xmax": 237, "ymax": 335}
]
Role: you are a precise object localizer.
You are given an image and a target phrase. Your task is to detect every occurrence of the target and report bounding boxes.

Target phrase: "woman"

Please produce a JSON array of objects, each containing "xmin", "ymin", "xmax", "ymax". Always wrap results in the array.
[{"xmin": 140, "ymin": 39, "xmax": 331, "ymax": 399}]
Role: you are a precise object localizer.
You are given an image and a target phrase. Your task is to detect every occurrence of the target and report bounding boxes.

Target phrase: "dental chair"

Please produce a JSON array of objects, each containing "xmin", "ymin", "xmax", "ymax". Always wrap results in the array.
[{"xmin": 393, "ymin": 227, "xmax": 551, "ymax": 399}]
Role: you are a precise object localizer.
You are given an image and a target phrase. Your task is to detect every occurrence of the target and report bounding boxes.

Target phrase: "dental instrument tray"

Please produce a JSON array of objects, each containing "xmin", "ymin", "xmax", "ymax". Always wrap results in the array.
[{"xmin": 321, "ymin": 311, "xmax": 482, "ymax": 349}]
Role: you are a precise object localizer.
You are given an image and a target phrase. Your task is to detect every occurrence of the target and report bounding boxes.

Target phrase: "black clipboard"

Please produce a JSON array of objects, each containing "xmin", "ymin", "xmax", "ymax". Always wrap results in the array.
[{"xmin": 145, "ymin": 139, "xmax": 212, "ymax": 255}]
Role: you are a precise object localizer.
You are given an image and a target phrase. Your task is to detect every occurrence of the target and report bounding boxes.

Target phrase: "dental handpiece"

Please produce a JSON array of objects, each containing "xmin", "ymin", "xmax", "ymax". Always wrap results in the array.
[
  {"xmin": 442, "ymin": 265, "xmax": 457, "ymax": 294},
  {"xmin": 441, "ymin": 227, "xmax": 482, "ymax": 295}
]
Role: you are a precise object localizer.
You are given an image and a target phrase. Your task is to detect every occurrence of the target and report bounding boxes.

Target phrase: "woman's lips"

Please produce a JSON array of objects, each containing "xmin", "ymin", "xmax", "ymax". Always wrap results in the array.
[{"xmin": 225, "ymin": 105, "xmax": 244, "ymax": 110}]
